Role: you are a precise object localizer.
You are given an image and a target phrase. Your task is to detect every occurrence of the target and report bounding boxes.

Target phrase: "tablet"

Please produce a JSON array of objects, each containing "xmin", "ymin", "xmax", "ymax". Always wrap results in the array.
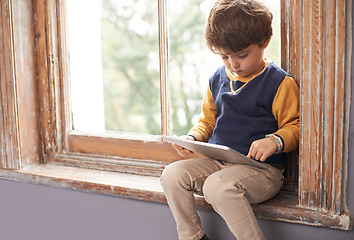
[{"xmin": 163, "ymin": 135, "xmax": 268, "ymax": 170}]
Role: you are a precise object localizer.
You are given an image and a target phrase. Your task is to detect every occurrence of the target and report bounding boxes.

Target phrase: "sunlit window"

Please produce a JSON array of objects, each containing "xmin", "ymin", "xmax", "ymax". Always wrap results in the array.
[{"xmin": 66, "ymin": 0, "xmax": 280, "ymax": 136}]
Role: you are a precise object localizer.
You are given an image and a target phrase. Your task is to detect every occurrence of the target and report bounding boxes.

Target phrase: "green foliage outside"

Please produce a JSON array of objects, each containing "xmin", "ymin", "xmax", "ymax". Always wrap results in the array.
[
  {"xmin": 101, "ymin": 0, "xmax": 161, "ymax": 135},
  {"xmin": 100, "ymin": 0, "xmax": 280, "ymax": 136}
]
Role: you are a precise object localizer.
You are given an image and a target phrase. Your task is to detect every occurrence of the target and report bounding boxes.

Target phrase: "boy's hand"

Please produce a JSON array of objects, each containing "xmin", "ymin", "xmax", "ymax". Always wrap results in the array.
[
  {"xmin": 172, "ymin": 135, "xmax": 195, "ymax": 157},
  {"xmin": 246, "ymin": 138, "xmax": 278, "ymax": 162}
]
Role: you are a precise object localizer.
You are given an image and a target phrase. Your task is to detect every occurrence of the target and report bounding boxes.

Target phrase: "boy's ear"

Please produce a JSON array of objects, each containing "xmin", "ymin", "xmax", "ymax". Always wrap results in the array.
[{"xmin": 262, "ymin": 39, "xmax": 271, "ymax": 48}]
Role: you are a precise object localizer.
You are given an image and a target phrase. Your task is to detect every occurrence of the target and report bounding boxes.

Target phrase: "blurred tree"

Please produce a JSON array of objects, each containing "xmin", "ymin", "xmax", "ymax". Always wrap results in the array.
[
  {"xmin": 168, "ymin": 0, "xmax": 210, "ymax": 135},
  {"xmin": 101, "ymin": 0, "xmax": 161, "ymax": 134},
  {"xmin": 100, "ymin": 0, "xmax": 280, "ymax": 136},
  {"xmin": 101, "ymin": 0, "xmax": 210, "ymax": 135}
]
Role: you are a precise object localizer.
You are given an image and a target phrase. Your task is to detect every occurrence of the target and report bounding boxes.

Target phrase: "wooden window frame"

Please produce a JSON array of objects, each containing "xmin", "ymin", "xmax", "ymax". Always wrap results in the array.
[
  {"xmin": 37, "ymin": 0, "xmax": 184, "ymax": 177},
  {"xmin": 0, "ymin": 0, "xmax": 353, "ymax": 231},
  {"xmin": 281, "ymin": 0, "xmax": 352, "ymax": 215}
]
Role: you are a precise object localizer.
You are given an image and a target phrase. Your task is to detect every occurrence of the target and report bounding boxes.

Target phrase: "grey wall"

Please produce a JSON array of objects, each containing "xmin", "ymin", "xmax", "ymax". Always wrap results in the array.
[{"xmin": 0, "ymin": 174, "xmax": 353, "ymax": 240}]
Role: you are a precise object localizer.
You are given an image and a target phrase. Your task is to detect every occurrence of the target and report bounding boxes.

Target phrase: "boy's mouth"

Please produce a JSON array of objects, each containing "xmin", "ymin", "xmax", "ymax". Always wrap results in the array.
[{"xmin": 231, "ymin": 69, "xmax": 242, "ymax": 75}]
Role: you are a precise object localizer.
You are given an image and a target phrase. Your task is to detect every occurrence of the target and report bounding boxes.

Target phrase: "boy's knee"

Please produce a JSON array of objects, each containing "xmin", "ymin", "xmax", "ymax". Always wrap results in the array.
[
  {"xmin": 203, "ymin": 175, "xmax": 225, "ymax": 204},
  {"xmin": 160, "ymin": 162, "xmax": 177, "ymax": 187},
  {"xmin": 160, "ymin": 161, "xmax": 189, "ymax": 189},
  {"xmin": 203, "ymin": 174, "xmax": 243, "ymax": 205}
]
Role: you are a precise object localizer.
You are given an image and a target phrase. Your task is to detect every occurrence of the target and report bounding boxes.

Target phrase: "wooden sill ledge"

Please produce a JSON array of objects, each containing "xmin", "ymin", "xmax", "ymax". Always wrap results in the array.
[{"xmin": 0, "ymin": 163, "xmax": 352, "ymax": 231}]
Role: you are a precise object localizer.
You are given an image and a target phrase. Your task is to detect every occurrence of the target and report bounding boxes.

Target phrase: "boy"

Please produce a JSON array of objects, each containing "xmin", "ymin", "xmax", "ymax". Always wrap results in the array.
[{"xmin": 160, "ymin": 0, "xmax": 299, "ymax": 239}]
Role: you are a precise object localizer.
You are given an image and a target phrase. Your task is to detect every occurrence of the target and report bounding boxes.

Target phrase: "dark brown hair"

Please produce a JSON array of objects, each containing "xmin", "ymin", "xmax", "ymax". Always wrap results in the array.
[{"xmin": 205, "ymin": 0, "xmax": 273, "ymax": 54}]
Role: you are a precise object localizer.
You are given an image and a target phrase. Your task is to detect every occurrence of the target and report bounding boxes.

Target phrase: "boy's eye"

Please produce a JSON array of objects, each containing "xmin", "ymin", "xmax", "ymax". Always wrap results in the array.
[
  {"xmin": 221, "ymin": 55, "xmax": 229, "ymax": 59},
  {"xmin": 238, "ymin": 53, "xmax": 248, "ymax": 59}
]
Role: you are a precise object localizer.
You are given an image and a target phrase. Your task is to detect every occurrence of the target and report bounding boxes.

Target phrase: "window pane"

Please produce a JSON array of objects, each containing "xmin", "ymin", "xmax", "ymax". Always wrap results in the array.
[
  {"xmin": 66, "ymin": 0, "xmax": 280, "ymax": 136},
  {"xmin": 168, "ymin": 0, "xmax": 281, "ymax": 136},
  {"xmin": 265, "ymin": 0, "xmax": 281, "ymax": 65},
  {"xmin": 167, "ymin": 0, "xmax": 220, "ymax": 136},
  {"xmin": 66, "ymin": 0, "xmax": 161, "ymax": 135}
]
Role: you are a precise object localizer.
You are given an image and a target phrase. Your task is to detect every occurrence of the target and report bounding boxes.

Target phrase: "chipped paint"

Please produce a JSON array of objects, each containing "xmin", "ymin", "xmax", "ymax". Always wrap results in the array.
[
  {"xmin": 0, "ymin": 164, "xmax": 352, "ymax": 230},
  {"xmin": 0, "ymin": 0, "xmax": 21, "ymax": 170}
]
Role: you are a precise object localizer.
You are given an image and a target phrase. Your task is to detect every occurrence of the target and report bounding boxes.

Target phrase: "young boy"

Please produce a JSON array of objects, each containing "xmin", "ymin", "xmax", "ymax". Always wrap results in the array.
[{"xmin": 160, "ymin": 0, "xmax": 299, "ymax": 239}]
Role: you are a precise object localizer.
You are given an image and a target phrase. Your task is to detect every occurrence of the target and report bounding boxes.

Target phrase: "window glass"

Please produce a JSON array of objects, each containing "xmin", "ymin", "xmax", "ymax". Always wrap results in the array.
[
  {"xmin": 67, "ymin": 0, "xmax": 160, "ymax": 134},
  {"xmin": 66, "ymin": 0, "xmax": 280, "ymax": 136},
  {"xmin": 265, "ymin": 0, "xmax": 281, "ymax": 65},
  {"xmin": 167, "ymin": 0, "xmax": 219, "ymax": 135}
]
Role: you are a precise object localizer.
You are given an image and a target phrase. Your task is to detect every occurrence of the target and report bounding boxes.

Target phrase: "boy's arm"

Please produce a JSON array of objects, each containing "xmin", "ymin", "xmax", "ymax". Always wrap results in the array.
[
  {"xmin": 187, "ymin": 87, "xmax": 217, "ymax": 142},
  {"xmin": 272, "ymin": 76, "xmax": 300, "ymax": 152}
]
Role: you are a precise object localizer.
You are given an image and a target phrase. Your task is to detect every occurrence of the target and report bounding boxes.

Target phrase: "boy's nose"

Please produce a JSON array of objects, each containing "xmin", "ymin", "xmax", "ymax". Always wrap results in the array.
[{"xmin": 230, "ymin": 60, "xmax": 240, "ymax": 69}]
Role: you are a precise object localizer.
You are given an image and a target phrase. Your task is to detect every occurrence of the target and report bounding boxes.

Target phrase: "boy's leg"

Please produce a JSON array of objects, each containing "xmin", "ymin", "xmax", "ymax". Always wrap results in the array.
[
  {"xmin": 160, "ymin": 158, "xmax": 222, "ymax": 240},
  {"xmin": 203, "ymin": 164, "xmax": 284, "ymax": 240}
]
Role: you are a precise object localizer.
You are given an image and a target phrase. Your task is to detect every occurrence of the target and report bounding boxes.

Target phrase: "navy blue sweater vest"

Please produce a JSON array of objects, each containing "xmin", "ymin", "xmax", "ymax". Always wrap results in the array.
[{"xmin": 208, "ymin": 63, "xmax": 290, "ymax": 164}]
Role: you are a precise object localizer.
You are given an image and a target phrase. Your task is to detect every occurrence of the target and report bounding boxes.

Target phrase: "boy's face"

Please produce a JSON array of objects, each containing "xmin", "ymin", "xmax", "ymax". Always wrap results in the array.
[{"xmin": 219, "ymin": 42, "xmax": 268, "ymax": 78}]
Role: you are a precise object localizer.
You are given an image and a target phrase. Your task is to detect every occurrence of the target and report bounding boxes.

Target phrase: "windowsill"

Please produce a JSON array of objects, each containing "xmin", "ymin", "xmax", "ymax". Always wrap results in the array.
[{"xmin": 0, "ymin": 163, "xmax": 352, "ymax": 231}]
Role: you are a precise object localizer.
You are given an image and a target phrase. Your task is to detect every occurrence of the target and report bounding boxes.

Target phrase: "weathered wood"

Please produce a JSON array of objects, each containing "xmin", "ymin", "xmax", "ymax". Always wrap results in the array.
[
  {"xmin": 12, "ymin": 0, "xmax": 41, "ymax": 166},
  {"xmin": 282, "ymin": 152, "xmax": 299, "ymax": 192},
  {"xmin": 280, "ymin": 0, "xmax": 301, "ymax": 192},
  {"xmin": 282, "ymin": 0, "xmax": 351, "ymax": 215},
  {"xmin": 0, "ymin": 0, "xmax": 44, "ymax": 169},
  {"xmin": 56, "ymin": 0, "xmax": 71, "ymax": 151},
  {"xmin": 158, "ymin": 0, "xmax": 170, "ymax": 136},
  {"xmin": 34, "ymin": 0, "xmax": 53, "ymax": 160},
  {"xmin": 0, "ymin": 164, "xmax": 352, "ymax": 231},
  {"xmin": 67, "ymin": 132, "xmax": 186, "ymax": 163},
  {"xmin": 0, "ymin": 0, "xmax": 21, "ymax": 169},
  {"xmin": 302, "ymin": 0, "xmax": 323, "ymax": 210},
  {"xmin": 46, "ymin": 0, "xmax": 63, "ymax": 154},
  {"xmin": 33, "ymin": 0, "xmax": 187, "ymax": 174},
  {"xmin": 54, "ymin": 153, "xmax": 167, "ymax": 177},
  {"xmin": 34, "ymin": 0, "xmax": 63, "ymax": 161}
]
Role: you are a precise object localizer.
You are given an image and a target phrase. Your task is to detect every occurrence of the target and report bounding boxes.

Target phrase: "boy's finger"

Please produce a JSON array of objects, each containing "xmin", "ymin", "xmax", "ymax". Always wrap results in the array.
[
  {"xmin": 260, "ymin": 155, "xmax": 267, "ymax": 162},
  {"xmin": 178, "ymin": 149, "xmax": 194, "ymax": 157},
  {"xmin": 172, "ymin": 143, "xmax": 183, "ymax": 150},
  {"xmin": 246, "ymin": 146, "xmax": 254, "ymax": 158}
]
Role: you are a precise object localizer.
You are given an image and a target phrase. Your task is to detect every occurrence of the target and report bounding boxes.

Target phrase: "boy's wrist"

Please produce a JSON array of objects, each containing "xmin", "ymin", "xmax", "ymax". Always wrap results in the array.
[
  {"xmin": 265, "ymin": 134, "xmax": 284, "ymax": 153},
  {"xmin": 187, "ymin": 135, "xmax": 197, "ymax": 141}
]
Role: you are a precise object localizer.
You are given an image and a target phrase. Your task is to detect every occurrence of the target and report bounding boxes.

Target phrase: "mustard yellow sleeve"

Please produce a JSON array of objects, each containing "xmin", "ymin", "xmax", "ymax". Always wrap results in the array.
[
  {"xmin": 272, "ymin": 76, "xmax": 300, "ymax": 152},
  {"xmin": 188, "ymin": 87, "xmax": 217, "ymax": 142}
]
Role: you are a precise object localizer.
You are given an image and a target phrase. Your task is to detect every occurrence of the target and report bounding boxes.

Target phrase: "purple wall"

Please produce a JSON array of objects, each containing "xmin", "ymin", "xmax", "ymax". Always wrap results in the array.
[{"xmin": 0, "ymin": 175, "xmax": 353, "ymax": 240}]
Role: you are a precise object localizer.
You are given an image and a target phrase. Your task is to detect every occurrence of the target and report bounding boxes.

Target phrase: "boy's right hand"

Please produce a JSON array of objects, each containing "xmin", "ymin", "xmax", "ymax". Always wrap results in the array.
[{"xmin": 172, "ymin": 135, "xmax": 196, "ymax": 157}]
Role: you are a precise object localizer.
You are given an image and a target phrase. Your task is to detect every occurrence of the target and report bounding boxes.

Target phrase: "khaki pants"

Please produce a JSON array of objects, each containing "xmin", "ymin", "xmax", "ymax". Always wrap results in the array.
[{"xmin": 160, "ymin": 158, "xmax": 284, "ymax": 240}]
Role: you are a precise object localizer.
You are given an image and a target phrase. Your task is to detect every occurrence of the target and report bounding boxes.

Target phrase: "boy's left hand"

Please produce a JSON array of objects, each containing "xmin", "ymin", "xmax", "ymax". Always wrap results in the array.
[{"xmin": 246, "ymin": 138, "xmax": 278, "ymax": 162}]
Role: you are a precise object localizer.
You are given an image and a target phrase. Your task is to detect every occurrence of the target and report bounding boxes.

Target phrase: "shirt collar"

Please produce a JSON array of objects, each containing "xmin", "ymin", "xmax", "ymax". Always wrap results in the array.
[{"xmin": 225, "ymin": 58, "xmax": 273, "ymax": 82}]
